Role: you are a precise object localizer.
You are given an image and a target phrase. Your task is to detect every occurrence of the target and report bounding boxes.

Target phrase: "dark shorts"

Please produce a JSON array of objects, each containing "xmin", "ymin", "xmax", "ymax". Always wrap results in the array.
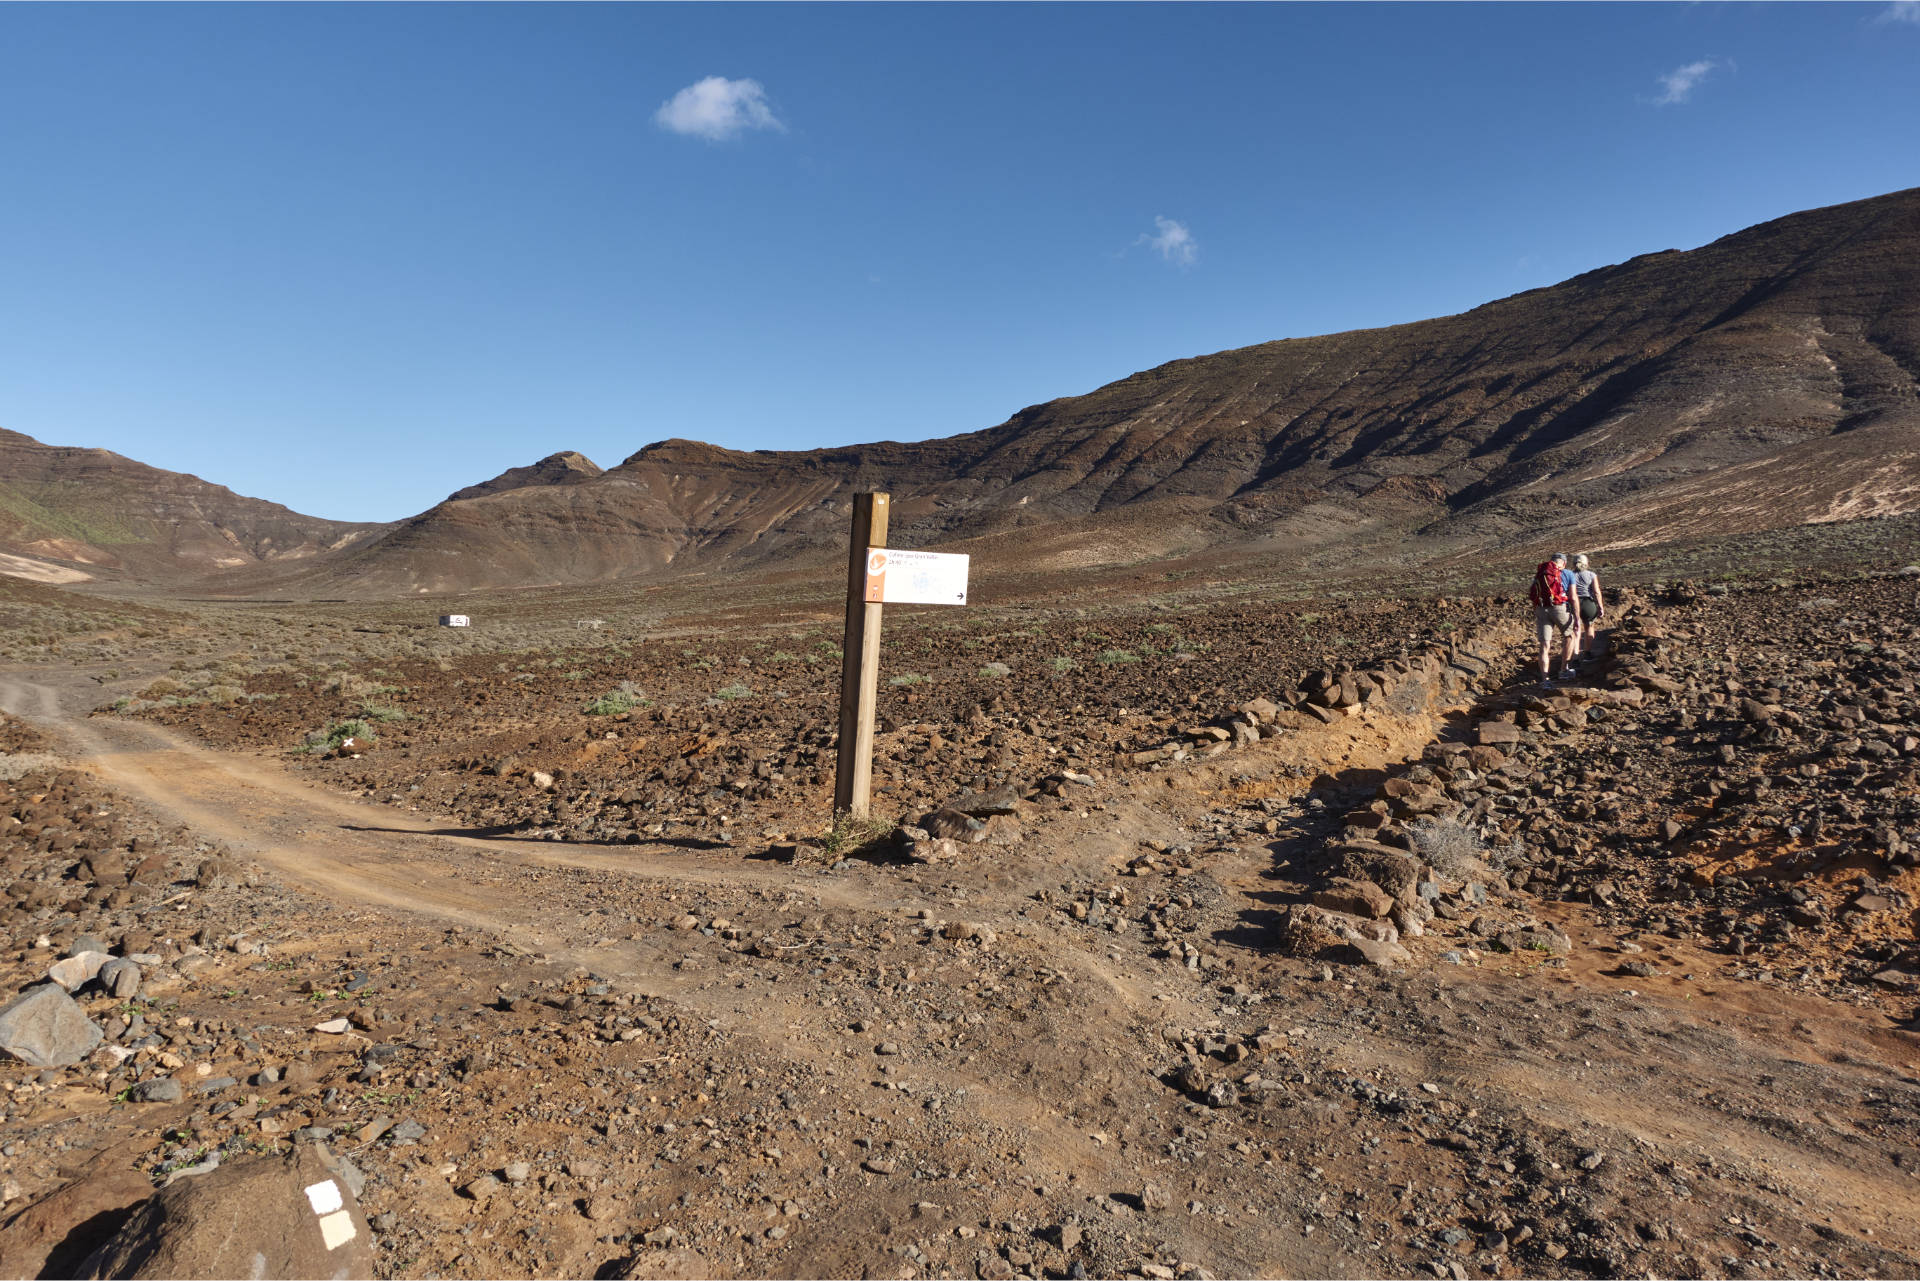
[{"xmin": 1578, "ymin": 598, "xmax": 1599, "ymax": 624}]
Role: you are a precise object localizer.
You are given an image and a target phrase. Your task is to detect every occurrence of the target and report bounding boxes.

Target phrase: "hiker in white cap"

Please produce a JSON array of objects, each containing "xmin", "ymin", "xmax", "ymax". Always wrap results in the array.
[{"xmin": 1568, "ymin": 553, "xmax": 1605, "ymax": 665}]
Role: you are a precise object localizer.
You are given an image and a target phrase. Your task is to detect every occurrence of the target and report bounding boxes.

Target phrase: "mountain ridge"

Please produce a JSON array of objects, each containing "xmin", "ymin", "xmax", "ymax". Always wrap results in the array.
[
  {"xmin": 298, "ymin": 186, "xmax": 1918, "ymax": 596},
  {"xmin": 11, "ymin": 186, "xmax": 1919, "ymax": 596},
  {"xmin": 0, "ymin": 429, "xmax": 387, "ymax": 585}
]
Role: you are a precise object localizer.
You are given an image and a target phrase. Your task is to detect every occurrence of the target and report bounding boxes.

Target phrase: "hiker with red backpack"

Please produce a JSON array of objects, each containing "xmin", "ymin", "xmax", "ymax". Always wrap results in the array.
[{"xmin": 1529, "ymin": 552, "xmax": 1578, "ymax": 682}]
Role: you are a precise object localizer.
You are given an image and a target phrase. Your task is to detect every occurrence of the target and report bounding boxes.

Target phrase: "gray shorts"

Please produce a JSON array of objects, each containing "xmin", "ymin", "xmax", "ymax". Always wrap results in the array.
[{"xmin": 1535, "ymin": 605, "xmax": 1574, "ymax": 644}]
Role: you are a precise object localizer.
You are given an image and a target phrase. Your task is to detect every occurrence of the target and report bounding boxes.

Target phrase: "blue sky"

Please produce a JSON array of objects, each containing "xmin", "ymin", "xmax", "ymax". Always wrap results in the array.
[{"xmin": 2, "ymin": 2, "xmax": 1917, "ymax": 523}]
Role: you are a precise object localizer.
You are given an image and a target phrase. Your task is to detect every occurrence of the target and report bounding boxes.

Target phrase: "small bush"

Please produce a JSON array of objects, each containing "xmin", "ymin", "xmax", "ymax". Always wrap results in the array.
[
  {"xmin": 360, "ymin": 704, "xmax": 407, "ymax": 723},
  {"xmin": 713, "ymin": 681, "xmax": 753, "ymax": 701},
  {"xmin": 888, "ymin": 673, "xmax": 927, "ymax": 687},
  {"xmin": 1408, "ymin": 816, "xmax": 1520, "ymax": 876},
  {"xmin": 1097, "ymin": 649, "xmax": 1138, "ymax": 665},
  {"xmin": 299, "ymin": 719, "xmax": 375, "ymax": 754},
  {"xmin": 585, "ymin": 684, "xmax": 643, "ymax": 716},
  {"xmin": 820, "ymin": 812, "xmax": 898, "ymax": 858},
  {"xmin": 1049, "ymin": 656, "xmax": 1075, "ymax": 673}
]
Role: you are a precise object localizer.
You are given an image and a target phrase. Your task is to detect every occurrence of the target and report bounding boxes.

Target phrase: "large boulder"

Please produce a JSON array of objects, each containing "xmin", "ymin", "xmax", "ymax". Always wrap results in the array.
[
  {"xmin": 82, "ymin": 1146, "xmax": 374, "ymax": 1280},
  {"xmin": 1348, "ymin": 936, "xmax": 1413, "ymax": 970},
  {"xmin": 1336, "ymin": 847, "xmax": 1425, "ymax": 907},
  {"xmin": 98, "ymin": 958, "xmax": 143, "ymax": 1000},
  {"xmin": 0, "ymin": 1163, "xmax": 153, "ymax": 1280},
  {"xmin": 940, "ymin": 785, "xmax": 1023, "ymax": 817},
  {"xmin": 1311, "ymin": 877, "xmax": 1394, "ymax": 920},
  {"xmin": 0, "ymin": 984, "xmax": 103, "ymax": 1068},
  {"xmin": 47, "ymin": 951, "xmax": 113, "ymax": 992}
]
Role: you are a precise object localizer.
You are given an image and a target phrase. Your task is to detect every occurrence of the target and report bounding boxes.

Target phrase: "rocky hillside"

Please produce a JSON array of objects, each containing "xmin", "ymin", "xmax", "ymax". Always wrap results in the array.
[
  {"xmin": 294, "ymin": 186, "xmax": 1920, "ymax": 597},
  {"xmin": 0, "ymin": 431, "xmax": 385, "ymax": 586}
]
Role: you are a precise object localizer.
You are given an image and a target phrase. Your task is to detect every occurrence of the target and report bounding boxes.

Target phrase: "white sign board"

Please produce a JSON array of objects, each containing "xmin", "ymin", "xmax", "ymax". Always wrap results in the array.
[{"xmin": 864, "ymin": 548, "xmax": 968, "ymax": 605}]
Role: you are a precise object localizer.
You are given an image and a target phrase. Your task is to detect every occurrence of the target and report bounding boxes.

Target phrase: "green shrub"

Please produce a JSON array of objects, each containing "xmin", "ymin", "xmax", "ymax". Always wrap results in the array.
[
  {"xmin": 713, "ymin": 681, "xmax": 752, "ymax": 700},
  {"xmin": 888, "ymin": 673, "xmax": 927, "ymax": 687},
  {"xmin": 1097, "ymin": 649, "xmax": 1138, "ymax": 665},
  {"xmin": 586, "ymin": 681, "xmax": 644, "ymax": 715},
  {"xmin": 299, "ymin": 719, "xmax": 374, "ymax": 754}
]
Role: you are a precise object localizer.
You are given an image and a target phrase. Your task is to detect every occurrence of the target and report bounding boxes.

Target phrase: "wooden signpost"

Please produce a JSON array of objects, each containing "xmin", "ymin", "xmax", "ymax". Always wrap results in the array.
[{"xmin": 833, "ymin": 492, "xmax": 970, "ymax": 818}]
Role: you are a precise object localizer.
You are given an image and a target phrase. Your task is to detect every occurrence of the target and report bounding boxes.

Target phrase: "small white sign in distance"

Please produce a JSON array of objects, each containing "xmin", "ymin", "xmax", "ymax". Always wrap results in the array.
[{"xmin": 864, "ymin": 548, "xmax": 968, "ymax": 605}]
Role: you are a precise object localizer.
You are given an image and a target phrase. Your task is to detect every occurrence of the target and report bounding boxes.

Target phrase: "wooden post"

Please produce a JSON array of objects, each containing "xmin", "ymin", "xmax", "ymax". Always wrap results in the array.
[{"xmin": 834, "ymin": 492, "xmax": 889, "ymax": 818}]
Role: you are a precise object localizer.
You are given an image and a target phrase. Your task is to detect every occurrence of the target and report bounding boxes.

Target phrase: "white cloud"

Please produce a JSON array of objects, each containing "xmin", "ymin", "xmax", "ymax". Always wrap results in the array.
[
  {"xmin": 1137, "ymin": 216, "xmax": 1198, "ymax": 267},
  {"xmin": 1652, "ymin": 58, "xmax": 1725, "ymax": 106},
  {"xmin": 1877, "ymin": 1, "xmax": 1920, "ymax": 22},
  {"xmin": 654, "ymin": 76, "xmax": 784, "ymax": 141}
]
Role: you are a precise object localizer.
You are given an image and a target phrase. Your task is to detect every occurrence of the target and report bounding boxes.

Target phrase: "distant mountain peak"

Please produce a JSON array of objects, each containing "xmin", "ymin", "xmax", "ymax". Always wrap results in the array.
[
  {"xmin": 616, "ymin": 438, "xmax": 745, "ymax": 468},
  {"xmin": 446, "ymin": 451, "xmax": 603, "ymax": 503}
]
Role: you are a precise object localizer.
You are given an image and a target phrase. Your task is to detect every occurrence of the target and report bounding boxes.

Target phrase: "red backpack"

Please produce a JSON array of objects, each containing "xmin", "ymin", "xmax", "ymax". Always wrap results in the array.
[{"xmin": 1529, "ymin": 561, "xmax": 1568, "ymax": 609}]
